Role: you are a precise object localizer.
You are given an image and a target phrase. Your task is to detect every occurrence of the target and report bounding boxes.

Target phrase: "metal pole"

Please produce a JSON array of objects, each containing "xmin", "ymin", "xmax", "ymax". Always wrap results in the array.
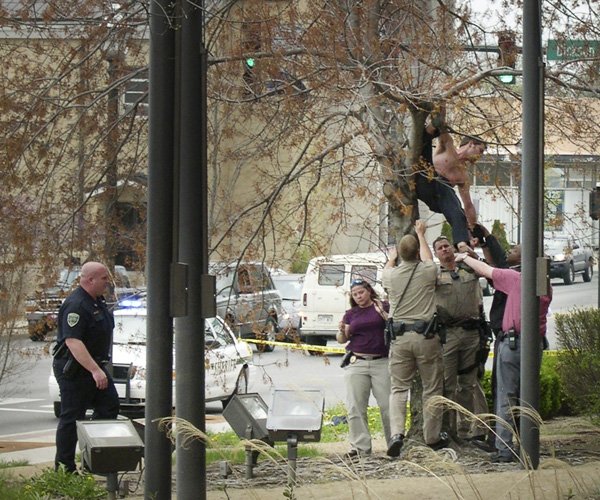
[
  {"xmin": 287, "ymin": 436, "xmax": 298, "ymax": 486},
  {"xmin": 175, "ymin": 0, "xmax": 207, "ymax": 497},
  {"xmin": 520, "ymin": 0, "xmax": 544, "ymax": 469},
  {"xmin": 145, "ymin": 0, "xmax": 176, "ymax": 497}
]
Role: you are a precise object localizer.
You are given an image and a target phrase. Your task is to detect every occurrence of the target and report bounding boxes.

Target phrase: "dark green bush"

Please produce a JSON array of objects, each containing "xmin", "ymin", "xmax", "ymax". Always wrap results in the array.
[
  {"xmin": 491, "ymin": 219, "xmax": 511, "ymax": 251},
  {"xmin": 555, "ymin": 308, "xmax": 600, "ymax": 421},
  {"xmin": 479, "ymin": 353, "xmax": 572, "ymax": 420}
]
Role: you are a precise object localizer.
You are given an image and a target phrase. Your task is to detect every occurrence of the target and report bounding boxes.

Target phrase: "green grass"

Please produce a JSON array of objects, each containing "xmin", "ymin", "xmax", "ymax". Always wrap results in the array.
[
  {"xmin": 206, "ymin": 443, "xmax": 321, "ymax": 465},
  {"xmin": 203, "ymin": 403, "xmax": 385, "ymax": 466},
  {"xmin": 0, "ymin": 459, "xmax": 28, "ymax": 470},
  {"xmin": 0, "ymin": 466, "xmax": 106, "ymax": 499}
]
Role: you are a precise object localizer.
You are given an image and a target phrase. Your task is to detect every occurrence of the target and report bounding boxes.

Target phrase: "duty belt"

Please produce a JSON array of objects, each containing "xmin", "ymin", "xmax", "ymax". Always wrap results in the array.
[
  {"xmin": 447, "ymin": 318, "xmax": 480, "ymax": 330},
  {"xmin": 353, "ymin": 354, "xmax": 386, "ymax": 361}
]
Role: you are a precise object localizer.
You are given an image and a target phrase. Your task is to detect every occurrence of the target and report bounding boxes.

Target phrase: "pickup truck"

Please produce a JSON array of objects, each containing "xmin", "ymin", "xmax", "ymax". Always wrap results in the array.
[
  {"xmin": 25, "ymin": 265, "xmax": 133, "ymax": 341},
  {"xmin": 544, "ymin": 236, "xmax": 595, "ymax": 285}
]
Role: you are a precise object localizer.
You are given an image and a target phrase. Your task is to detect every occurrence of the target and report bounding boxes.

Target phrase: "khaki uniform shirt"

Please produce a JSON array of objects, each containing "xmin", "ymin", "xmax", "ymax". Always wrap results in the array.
[
  {"xmin": 435, "ymin": 265, "xmax": 482, "ymax": 324},
  {"xmin": 382, "ymin": 260, "xmax": 437, "ymax": 321}
]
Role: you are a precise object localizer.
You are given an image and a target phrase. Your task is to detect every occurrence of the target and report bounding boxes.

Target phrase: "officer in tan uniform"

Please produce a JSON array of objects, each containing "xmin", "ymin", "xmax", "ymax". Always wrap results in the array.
[
  {"xmin": 432, "ymin": 236, "xmax": 483, "ymax": 441},
  {"xmin": 383, "ymin": 220, "xmax": 447, "ymax": 457}
]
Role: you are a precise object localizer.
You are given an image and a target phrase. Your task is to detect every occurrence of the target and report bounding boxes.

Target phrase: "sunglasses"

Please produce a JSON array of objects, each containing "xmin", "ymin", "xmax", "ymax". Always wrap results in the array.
[{"xmin": 350, "ymin": 279, "xmax": 367, "ymax": 288}]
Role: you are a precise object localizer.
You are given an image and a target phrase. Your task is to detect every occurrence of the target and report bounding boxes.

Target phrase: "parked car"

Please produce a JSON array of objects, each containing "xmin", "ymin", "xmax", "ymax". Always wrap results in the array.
[
  {"xmin": 210, "ymin": 261, "xmax": 282, "ymax": 352},
  {"xmin": 48, "ymin": 307, "xmax": 254, "ymax": 417},
  {"xmin": 25, "ymin": 264, "xmax": 133, "ymax": 341},
  {"xmin": 544, "ymin": 235, "xmax": 595, "ymax": 285},
  {"xmin": 271, "ymin": 273, "xmax": 304, "ymax": 338}
]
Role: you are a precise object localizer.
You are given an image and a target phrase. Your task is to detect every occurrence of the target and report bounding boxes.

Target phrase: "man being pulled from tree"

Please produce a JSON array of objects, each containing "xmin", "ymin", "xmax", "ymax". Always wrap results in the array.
[{"xmin": 415, "ymin": 107, "xmax": 487, "ymax": 249}]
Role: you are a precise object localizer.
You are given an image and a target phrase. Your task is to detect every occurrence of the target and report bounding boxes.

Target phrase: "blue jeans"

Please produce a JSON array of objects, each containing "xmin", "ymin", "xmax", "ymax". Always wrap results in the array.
[
  {"xmin": 494, "ymin": 336, "xmax": 543, "ymax": 458},
  {"xmin": 415, "ymin": 173, "xmax": 469, "ymax": 245}
]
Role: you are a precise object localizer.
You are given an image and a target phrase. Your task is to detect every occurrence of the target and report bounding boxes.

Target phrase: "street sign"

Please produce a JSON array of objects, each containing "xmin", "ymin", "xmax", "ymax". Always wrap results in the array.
[{"xmin": 547, "ymin": 39, "xmax": 600, "ymax": 61}]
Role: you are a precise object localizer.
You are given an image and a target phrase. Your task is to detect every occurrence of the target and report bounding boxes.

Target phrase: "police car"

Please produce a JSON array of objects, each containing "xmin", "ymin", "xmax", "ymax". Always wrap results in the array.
[{"xmin": 48, "ymin": 305, "xmax": 254, "ymax": 417}]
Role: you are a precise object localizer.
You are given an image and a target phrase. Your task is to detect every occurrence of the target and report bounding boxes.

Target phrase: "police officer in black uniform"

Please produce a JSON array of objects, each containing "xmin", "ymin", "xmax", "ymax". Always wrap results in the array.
[{"xmin": 53, "ymin": 261, "xmax": 119, "ymax": 472}]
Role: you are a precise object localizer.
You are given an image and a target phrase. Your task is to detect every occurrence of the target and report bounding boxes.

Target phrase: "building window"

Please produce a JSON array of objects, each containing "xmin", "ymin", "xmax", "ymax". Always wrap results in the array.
[
  {"xmin": 123, "ymin": 69, "xmax": 148, "ymax": 116},
  {"xmin": 471, "ymin": 159, "xmax": 513, "ymax": 187}
]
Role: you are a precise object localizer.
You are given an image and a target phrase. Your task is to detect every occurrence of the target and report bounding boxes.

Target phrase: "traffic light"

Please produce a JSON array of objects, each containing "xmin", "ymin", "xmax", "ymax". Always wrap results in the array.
[
  {"xmin": 590, "ymin": 187, "xmax": 600, "ymax": 220},
  {"xmin": 497, "ymin": 31, "xmax": 517, "ymax": 84},
  {"xmin": 243, "ymin": 56, "xmax": 257, "ymax": 90}
]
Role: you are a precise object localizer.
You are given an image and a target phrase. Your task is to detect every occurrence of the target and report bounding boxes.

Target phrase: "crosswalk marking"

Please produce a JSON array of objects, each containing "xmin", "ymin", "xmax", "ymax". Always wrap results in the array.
[
  {"xmin": 0, "ymin": 427, "xmax": 56, "ymax": 440},
  {"xmin": 0, "ymin": 398, "xmax": 45, "ymax": 405},
  {"xmin": 0, "ymin": 408, "xmax": 54, "ymax": 414}
]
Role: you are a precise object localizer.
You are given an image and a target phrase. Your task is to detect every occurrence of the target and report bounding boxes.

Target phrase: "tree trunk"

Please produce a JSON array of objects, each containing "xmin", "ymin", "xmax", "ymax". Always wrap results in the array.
[
  {"xmin": 385, "ymin": 104, "xmax": 431, "ymax": 442},
  {"xmin": 383, "ymin": 104, "xmax": 430, "ymax": 243}
]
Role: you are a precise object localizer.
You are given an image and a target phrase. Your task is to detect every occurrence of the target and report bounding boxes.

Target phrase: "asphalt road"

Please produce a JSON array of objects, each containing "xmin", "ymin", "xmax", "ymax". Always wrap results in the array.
[{"xmin": 0, "ymin": 272, "xmax": 597, "ymax": 440}]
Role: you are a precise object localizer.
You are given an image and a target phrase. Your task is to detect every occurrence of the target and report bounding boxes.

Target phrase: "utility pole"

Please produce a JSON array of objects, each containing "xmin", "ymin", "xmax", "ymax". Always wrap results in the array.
[{"xmin": 520, "ymin": 0, "xmax": 545, "ymax": 469}]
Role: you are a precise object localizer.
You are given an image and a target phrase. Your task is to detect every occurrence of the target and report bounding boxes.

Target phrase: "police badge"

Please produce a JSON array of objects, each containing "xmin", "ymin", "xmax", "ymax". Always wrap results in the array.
[{"xmin": 67, "ymin": 313, "xmax": 80, "ymax": 327}]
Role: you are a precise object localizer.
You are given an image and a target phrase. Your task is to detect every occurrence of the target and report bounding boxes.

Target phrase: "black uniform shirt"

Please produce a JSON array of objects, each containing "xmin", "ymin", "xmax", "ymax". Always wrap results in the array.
[{"xmin": 57, "ymin": 286, "xmax": 114, "ymax": 361}]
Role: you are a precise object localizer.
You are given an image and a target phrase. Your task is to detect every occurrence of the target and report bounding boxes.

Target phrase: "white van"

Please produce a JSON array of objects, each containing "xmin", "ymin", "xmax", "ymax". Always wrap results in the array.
[{"xmin": 298, "ymin": 252, "xmax": 388, "ymax": 346}]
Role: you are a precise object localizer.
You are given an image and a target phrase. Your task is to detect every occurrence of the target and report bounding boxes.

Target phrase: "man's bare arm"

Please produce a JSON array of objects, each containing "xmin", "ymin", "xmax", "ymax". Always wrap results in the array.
[
  {"xmin": 434, "ymin": 129, "xmax": 454, "ymax": 156},
  {"xmin": 415, "ymin": 220, "xmax": 433, "ymax": 262},
  {"xmin": 457, "ymin": 183, "xmax": 477, "ymax": 227}
]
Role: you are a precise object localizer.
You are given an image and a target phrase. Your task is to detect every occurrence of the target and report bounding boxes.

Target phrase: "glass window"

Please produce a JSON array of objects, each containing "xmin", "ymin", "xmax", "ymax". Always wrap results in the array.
[
  {"xmin": 350, "ymin": 266, "xmax": 377, "ymax": 286},
  {"xmin": 318, "ymin": 264, "xmax": 345, "ymax": 286},
  {"xmin": 214, "ymin": 267, "xmax": 234, "ymax": 297},
  {"xmin": 208, "ymin": 317, "xmax": 234, "ymax": 346},
  {"xmin": 237, "ymin": 267, "xmax": 254, "ymax": 293},
  {"xmin": 472, "ymin": 161, "xmax": 512, "ymax": 187},
  {"xmin": 273, "ymin": 277, "xmax": 303, "ymax": 300},
  {"xmin": 58, "ymin": 268, "xmax": 80, "ymax": 287},
  {"xmin": 123, "ymin": 69, "xmax": 148, "ymax": 116},
  {"xmin": 245, "ymin": 264, "xmax": 272, "ymax": 292},
  {"xmin": 113, "ymin": 314, "xmax": 147, "ymax": 344}
]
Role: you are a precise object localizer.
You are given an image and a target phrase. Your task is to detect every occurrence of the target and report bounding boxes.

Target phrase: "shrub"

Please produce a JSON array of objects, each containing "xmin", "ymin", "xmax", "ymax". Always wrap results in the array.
[
  {"xmin": 539, "ymin": 354, "xmax": 574, "ymax": 418},
  {"xmin": 441, "ymin": 222, "xmax": 453, "ymax": 243},
  {"xmin": 555, "ymin": 308, "xmax": 600, "ymax": 421},
  {"xmin": 21, "ymin": 467, "xmax": 106, "ymax": 500},
  {"xmin": 479, "ymin": 353, "xmax": 571, "ymax": 420}
]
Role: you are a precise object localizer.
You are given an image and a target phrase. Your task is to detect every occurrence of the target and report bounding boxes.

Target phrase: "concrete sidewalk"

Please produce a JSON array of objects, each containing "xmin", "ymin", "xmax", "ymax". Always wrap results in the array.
[{"xmin": 0, "ymin": 413, "xmax": 232, "ymax": 466}]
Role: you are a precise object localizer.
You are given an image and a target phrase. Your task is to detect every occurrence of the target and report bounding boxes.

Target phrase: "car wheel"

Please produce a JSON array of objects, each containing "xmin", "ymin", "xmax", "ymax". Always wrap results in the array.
[
  {"xmin": 53, "ymin": 401, "xmax": 61, "ymax": 418},
  {"xmin": 222, "ymin": 367, "xmax": 249, "ymax": 410},
  {"xmin": 563, "ymin": 263, "xmax": 575, "ymax": 285},
  {"xmin": 256, "ymin": 318, "xmax": 277, "ymax": 353},
  {"xmin": 306, "ymin": 336, "xmax": 327, "ymax": 356},
  {"xmin": 28, "ymin": 322, "xmax": 47, "ymax": 342},
  {"xmin": 583, "ymin": 259, "xmax": 593, "ymax": 282}
]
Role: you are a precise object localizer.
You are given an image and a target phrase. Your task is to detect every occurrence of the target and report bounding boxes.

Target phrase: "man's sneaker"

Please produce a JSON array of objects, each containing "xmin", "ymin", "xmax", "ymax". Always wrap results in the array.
[
  {"xmin": 386, "ymin": 434, "xmax": 404, "ymax": 457},
  {"xmin": 428, "ymin": 431, "xmax": 450, "ymax": 451},
  {"xmin": 490, "ymin": 451, "xmax": 517, "ymax": 463},
  {"xmin": 346, "ymin": 449, "xmax": 370, "ymax": 459}
]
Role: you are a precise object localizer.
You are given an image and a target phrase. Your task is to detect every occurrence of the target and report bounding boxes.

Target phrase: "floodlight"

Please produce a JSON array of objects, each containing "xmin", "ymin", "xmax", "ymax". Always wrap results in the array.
[
  {"xmin": 266, "ymin": 388, "xmax": 325, "ymax": 485},
  {"xmin": 266, "ymin": 388, "xmax": 324, "ymax": 442},
  {"xmin": 223, "ymin": 393, "xmax": 270, "ymax": 442},
  {"xmin": 222, "ymin": 393, "xmax": 272, "ymax": 478},
  {"xmin": 76, "ymin": 419, "xmax": 144, "ymax": 474}
]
